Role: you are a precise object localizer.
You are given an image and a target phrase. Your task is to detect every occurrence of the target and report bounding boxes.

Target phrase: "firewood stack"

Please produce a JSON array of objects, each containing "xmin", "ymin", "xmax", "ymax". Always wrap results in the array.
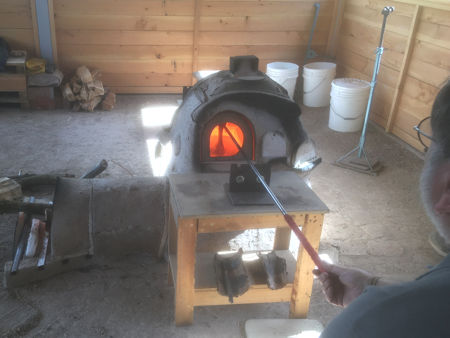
[{"xmin": 62, "ymin": 66, "xmax": 116, "ymax": 112}]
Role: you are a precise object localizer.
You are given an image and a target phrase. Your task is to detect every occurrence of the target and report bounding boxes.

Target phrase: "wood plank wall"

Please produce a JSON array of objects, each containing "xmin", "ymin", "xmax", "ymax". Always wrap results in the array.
[
  {"xmin": 0, "ymin": 0, "xmax": 38, "ymax": 55},
  {"xmin": 196, "ymin": 0, "xmax": 334, "ymax": 72},
  {"xmin": 54, "ymin": 0, "xmax": 196, "ymax": 94},
  {"xmin": 335, "ymin": 0, "xmax": 450, "ymax": 151},
  {"xmin": 53, "ymin": 0, "xmax": 335, "ymax": 94},
  {"xmin": 391, "ymin": 4, "xmax": 450, "ymax": 149}
]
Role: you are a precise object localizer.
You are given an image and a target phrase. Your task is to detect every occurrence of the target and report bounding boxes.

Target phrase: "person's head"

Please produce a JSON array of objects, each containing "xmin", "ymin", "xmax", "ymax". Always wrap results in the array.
[{"xmin": 420, "ymin": 79, "xmax": 450, "ymax": 243}]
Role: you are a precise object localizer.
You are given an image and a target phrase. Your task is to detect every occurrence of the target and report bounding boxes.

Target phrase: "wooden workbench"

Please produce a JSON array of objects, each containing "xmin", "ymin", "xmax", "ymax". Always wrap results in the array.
[
  {"xmin": 0, "ymin": 53, "xmax": 29, "ymax": 109},
  {"xmin": 167, "ymin": 171, "xmax": 328, "ymax": 326}
]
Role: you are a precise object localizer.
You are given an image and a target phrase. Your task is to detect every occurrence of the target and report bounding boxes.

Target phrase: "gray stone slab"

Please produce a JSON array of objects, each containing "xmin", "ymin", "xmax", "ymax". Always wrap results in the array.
[
  {"xmin": 169, "ymin": 171, "xmax": 329, "ymax": 218},
  {"xmin": 51, "ymin": 178, "xmax": 93, "ymax": 260},
  {"xmin": 92, "ymin": 177, "xmax": 167, "ymax": 256}
]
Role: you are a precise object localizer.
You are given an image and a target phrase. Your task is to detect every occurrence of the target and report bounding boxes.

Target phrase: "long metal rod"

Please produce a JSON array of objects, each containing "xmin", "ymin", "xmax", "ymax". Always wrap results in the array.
[
  {"xmin": 223, "ymin": 127, "xmax": 287, "ymax": 215},
  {"xmin": 11, "ymin": 212, "xmax": 28, "ymax": 274},
  {"xmin": 222, "ymin": 125, "xmax": 325, "ymax": 272},
  {"xmin": 357, "ymin": 7, "xmax": 392, "ymax": 158}
]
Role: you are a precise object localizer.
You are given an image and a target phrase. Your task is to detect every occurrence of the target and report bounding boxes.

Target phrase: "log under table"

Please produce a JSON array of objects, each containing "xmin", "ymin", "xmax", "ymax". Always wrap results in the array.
[{"xmin": 167, "ymin": 171, "xmax": 328, "ymax": 326}]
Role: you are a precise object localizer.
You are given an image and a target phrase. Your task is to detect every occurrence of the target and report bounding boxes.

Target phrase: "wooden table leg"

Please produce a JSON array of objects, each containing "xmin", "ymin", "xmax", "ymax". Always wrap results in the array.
[
  {"xmin": 175, "ymin": 218, "xmax": 197, "ymax": 326},
  {"xmin": 157, "ymin": 194, "xmax": 171, "ymax": 260},
  {"xmin": 167, "ymin": 204, "xmax": 176, "ymax": 286},
  {"xmin": 290, "ymin": 213, "xmax": 324, "ymax": 318}
]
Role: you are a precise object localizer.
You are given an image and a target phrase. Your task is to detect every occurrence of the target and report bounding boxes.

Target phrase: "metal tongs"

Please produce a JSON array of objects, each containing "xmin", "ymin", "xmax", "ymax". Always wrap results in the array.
[{"xmin": 223, "ymin": 125, "xmax": 325, "ymax": 272}]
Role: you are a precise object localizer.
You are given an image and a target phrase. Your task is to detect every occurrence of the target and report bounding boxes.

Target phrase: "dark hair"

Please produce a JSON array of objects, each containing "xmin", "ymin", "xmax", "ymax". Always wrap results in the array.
[{"xmin": 431, "ymin": 80, "xmax": 450, "ymax": 158}]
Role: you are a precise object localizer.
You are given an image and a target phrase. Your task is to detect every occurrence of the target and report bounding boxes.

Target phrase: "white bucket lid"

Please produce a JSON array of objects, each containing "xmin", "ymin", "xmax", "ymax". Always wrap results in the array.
[
  {"xmin": 267, "ymin": 62, "xmax": 299, "ymax": 71},
  {"xmin": 304, "ymin": 62, "xmax": 336, "ymax": 71},
  {"xmin": 332, "ymin": 78, "xmax": 370, "ymax": 94},
  {"xmin": 303, "ymin": 62, "xmax": 336, "ymax": 77},
  {"xmin": 266, "ymin": 62, "xmax": 299, "ymax": 77}
]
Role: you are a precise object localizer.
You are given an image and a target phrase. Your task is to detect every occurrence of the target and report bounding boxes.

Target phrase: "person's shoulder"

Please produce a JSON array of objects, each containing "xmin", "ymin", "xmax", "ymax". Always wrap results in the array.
[
  {"xmin": 321, "ymin": 280, "xmax": 450, "ymax": 338},
  {"xmin": 442, "ymin": 253, "xmax": 450, "ymax": 266},
  {"xmin": 417, "ymin": 254, "xmax": 450, "ymax": 280}
]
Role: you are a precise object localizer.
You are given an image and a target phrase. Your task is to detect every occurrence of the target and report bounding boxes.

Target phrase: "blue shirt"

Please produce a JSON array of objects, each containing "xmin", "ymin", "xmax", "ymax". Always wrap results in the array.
[{"xmin": 321, "ymin": 255, "xmax": 450, "ymax": 338}]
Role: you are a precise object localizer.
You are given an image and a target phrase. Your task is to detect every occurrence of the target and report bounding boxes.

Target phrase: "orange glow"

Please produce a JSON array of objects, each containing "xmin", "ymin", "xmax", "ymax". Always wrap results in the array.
[{"xmin": 209, "ymin": 122, "xmax": 244, "ymax": 157}]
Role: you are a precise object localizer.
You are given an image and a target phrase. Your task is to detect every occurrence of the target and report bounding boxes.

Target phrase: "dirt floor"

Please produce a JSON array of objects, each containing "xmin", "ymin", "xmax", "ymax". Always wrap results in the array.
[{"xmin": 0, "ymin": 95, "xmax": 442, "ymax": 337}]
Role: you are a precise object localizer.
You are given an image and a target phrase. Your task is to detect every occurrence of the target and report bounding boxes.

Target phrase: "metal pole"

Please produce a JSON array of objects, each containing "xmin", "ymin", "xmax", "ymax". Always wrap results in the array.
[
  {"xmin": 305, "ymin": 3, "xmax": 321, "ymax": 62},
  {"xmin": 357, "ymin": 6, "xmax": 393, "ymax": 158}
]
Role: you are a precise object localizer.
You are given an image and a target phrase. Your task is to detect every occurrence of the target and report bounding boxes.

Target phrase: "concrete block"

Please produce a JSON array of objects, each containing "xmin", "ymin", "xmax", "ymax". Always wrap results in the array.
[
  {"xmin": 51, "ymin": 178, "xmax": 93, "ymax": 260},
  {"xmin": 92, "ymin": 177, "xmax": 168, "ymax": 256}
]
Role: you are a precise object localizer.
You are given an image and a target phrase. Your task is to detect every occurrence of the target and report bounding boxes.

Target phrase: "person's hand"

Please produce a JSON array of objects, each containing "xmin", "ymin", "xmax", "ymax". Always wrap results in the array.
[{"xmin": 313, "ymin": 261, "xmax": 379, "ymax": 307}]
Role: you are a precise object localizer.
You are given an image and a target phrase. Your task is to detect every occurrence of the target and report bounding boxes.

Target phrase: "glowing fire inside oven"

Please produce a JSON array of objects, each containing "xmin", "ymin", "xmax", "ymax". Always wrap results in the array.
[{"xmin": 209, "ymin": 122, "xmax": 244, "ymax": 157}]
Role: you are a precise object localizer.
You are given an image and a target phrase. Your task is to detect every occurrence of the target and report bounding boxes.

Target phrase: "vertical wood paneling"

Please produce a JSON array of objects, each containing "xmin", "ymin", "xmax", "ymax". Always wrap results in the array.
[
  {"xmin": 385, "ymin": 4, "xmax": 421, "ymax": 132},
  {"xmin": 30, "ymin": 0, "xmax": 40, "ymax": 56},
  {"xmin": 191, "ymin": 0, "xmax": 201, "ymax": 83},
  {"xmin": 52, "ymin": 0, "xmax": 336, "ymax": 93},
  {"xmin": 391, "ymin": 4, "xmax": 450, "ymax": 146},
  {"xmin": 198, "ymin": 0, "xmax": 335, "ymax": 72},
  {"xmin": 53, "ymin": 0, "xmax": 195, "ymax": 93},
  {"xmin": 0, "ymin": 0, "xmax": 38, "ymax": 55},
  {"xmin": 335, "ymin": 0, "xmax": 450, "ymax": 152},
  {"xmin": 48, "ymin": 0, "xmax": 58, "ymax": 64}
]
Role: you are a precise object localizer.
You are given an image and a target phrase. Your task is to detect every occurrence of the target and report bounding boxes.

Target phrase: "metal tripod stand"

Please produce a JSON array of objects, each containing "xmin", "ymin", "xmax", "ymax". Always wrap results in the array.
[{"xmin": 334, "ymin": 6, "xmax": 394, "ymax": 176}]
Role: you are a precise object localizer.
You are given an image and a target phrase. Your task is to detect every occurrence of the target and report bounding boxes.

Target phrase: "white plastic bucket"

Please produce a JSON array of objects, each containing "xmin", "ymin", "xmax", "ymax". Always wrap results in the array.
[
  {"xmin": 266, "ymin": 62, "xmax": 299, "ymax": 99},
  {"xmin": 328, "ymin": 78, "xmax": 371, "ymax": 132},
  {"xmin": 302, "ymin": 62, "xmax": 336, "ymax": 107}
]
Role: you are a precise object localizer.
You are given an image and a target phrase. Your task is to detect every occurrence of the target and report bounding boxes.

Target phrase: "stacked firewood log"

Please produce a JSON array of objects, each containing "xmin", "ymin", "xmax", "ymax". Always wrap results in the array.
[{"xmin": 62, "ymin": 66, "xmax": 115, "ymax": 112}]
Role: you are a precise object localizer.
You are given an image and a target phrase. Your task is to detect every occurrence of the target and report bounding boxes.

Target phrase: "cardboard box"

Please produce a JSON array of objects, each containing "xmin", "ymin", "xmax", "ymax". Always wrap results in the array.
[{"xmin": 28, "ymin": 86, "xmax": 55, "ymax": 110}]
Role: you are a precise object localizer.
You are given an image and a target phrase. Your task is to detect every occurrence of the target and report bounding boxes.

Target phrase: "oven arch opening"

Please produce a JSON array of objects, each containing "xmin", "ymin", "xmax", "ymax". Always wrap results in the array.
[
  {"xmin": 209, "ymin": 122, "xmax": 244, "ymax": 157},
  {"xmin": 201, "ymin": 111, "xmax": 255, "ymax": 162}
]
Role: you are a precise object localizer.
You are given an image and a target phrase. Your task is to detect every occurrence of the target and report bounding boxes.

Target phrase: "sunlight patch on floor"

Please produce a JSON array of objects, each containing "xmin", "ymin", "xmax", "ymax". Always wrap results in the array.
[
  {"xmin": 146, "ymin": 138, "xmax": 173, "ymax": 177},
  {"xmin": 141, "ymin": 104, "xmax": 178, "ymax": 128}
]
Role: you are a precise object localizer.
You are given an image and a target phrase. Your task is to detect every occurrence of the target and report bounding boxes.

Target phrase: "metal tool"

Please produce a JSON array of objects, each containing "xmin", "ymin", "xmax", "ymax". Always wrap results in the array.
[
  {"xmin": 37, "ymin": 232, "xmax": 49, "ymax": 269},
  {"xmin": 13, "ymin": 211, "xmax": 26, "ymax": 256},
  {"xmin": 227, "ymin": 163, "xmax": 274, "ymax": 205},
  {"xmin": 1, "ymin": 197, "xmax": 53, "ymax": 214},
  {"xmin": 11, "ymin": 212, "xmax": 29, "ymax": 274},
  {"xmin": 305, "ymin": 2, "xmax": 321, "ymax": 62},
  {"xmin": 258, "ymin": 251, "xmax": 287, "ymax": 290},
  {"xmin": 37, "ymin": 208, "xmax": 52, "ymax": 269},
  {"xmin": 334, "ymin": 6, "xmax": 394, "ymax": 176},
  {"xmin": 223, "ymin": 125, "xmax": 325, "ymax": 272},
  {"xmin": 81, "ymin": 159, "xmax": 108, "ymax": 179},
  {"xmin": 214, "ymin": 249, "xmax": 249, "ymax": 303}
]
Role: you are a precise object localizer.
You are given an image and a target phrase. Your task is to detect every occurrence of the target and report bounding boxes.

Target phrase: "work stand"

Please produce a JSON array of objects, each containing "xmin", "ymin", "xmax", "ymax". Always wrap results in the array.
[
  {"xmin": 334, "ymin": 145, "xmax": 382, "ymax": 176},
  {"xmin": 165, "ymin": 171, "xmax": 328, "ymax": 326}
]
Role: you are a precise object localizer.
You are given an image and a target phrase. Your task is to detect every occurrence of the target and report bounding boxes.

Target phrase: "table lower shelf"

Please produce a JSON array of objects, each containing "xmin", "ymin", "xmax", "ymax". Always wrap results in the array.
[{"xmin": 169, "ymin": 250, "xmax": 297, "ymax": 306}]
